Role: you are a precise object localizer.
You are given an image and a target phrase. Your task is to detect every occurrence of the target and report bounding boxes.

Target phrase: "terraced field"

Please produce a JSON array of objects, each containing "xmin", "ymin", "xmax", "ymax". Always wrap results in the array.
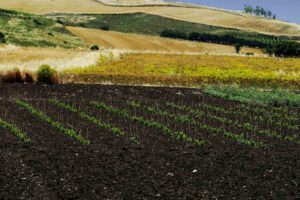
[{"xmin": 0, "ymin": 84, "xmax": 299, "ymax": 199}]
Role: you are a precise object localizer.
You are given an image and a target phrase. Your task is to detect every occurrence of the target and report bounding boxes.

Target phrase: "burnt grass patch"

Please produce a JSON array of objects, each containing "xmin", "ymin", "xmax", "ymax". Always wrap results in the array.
[{"xmin": 0, "ymin": 83, "xmax": 300, "ymax": 199}]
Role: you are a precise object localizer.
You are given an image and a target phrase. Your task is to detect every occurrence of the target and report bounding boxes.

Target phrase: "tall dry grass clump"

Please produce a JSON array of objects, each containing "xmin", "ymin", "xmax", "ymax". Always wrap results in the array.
[
  {"xmin": 0, "ymin": 65, "xmax": 59, "ymax": 84},
  {"xmin": 1, "ymin": 68, "xmax": 24, "ymax": 83}
]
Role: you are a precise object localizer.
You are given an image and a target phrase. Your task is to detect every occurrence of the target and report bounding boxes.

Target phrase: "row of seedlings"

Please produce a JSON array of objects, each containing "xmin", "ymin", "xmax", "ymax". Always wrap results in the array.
[
  {"xmin": 16, "ymin": 99, "xmax": 90, "ymax": 145},
  {"xmin": 0, "ymin": 118, "xmax": 31, "ymax": 143},
  {"xmin": 167, "ymin": 101, "xmax": 300, "ymax": 144},
  {"xmin": 90, "ymin": 101, "xmax": 205, "ymax": 146},
  {"xmin": 49, "ymin": 99, "xmax": 140, "ymax": 144},
  {"xmin": 198, "ymin": 102, "xmax": 299, "ymax": 132},
  {"xmin": 128, "ymin": 100, "xmax": 263, "ymax": 147}
]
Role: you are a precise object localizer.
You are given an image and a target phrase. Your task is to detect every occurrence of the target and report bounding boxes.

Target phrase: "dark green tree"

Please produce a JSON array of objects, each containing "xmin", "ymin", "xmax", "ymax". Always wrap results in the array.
[{"xmin": 234, "ymin": 43, "xmax": 241, "ymax": 54}]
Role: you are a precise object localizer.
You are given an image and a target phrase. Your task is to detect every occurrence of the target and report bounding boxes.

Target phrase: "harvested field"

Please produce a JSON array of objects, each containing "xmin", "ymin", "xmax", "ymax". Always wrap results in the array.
[
  {"xmin": 0, "ymin": 46, "xmax": 100, "ymax": 73},
  {"xmin": 0, "ymin": 84, "xmax": 299, "ymax": 199},
  {"xmin": 0, "ymin": 0, "xmax": 299, "ymax": 36},
  {"xmin": 66, "ymin": 26, "xmax": 263, "ymax": 54}
]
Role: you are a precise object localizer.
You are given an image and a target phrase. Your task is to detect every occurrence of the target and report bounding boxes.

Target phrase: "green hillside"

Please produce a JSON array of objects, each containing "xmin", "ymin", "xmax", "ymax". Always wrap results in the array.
[
  {"xmin": 49, "ymin": 12, "xmax": 245, "ymax": 36},
  {"xmin": 0, "ymin": 9, "xmax": 86, "ymax": 48}
]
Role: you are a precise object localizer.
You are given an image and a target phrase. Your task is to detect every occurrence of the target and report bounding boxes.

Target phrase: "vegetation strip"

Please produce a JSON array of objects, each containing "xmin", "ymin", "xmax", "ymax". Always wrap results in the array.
[
  {"xmin": 159, "ymin": 102, "xmax": 264, "ymax": 147},
  {"xmin": 15, "ymin": 99, "xmax": 90, "ymax": 145},
  {"xmin": 203, "ymin": 86, "xmax": 300, "ymax": 107},
  {"xmin": 0, "ymin": 118, "xmax": 31, "ymax": 143},
  {"xmin": 90, "ymin": 101, "xmax": 204, "ymax": 146},
  {"xmin": 49, "ymin": 99, "xmax": 139, "ymax": 144},
  {"xmin": 198, "ymin": 102, "xmax": 299, "ymax": 132},
  {"xmin": 167, "ymin": 102, "xmax": 300, "ymax": 145}
]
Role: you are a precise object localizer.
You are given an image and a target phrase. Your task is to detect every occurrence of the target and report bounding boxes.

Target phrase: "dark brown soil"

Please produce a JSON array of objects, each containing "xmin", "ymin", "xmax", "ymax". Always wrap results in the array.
[{"xmin": 0, "ymin": 83, "xmax": 299, "ymax": 200}]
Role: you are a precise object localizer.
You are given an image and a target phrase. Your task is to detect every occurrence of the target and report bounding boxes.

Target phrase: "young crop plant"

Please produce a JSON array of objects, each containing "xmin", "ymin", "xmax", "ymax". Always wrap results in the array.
[
  {"xmin": 200, "ymin": 101, "xmax": 300, "ymax": 137},
  {"xmin": 90, "ymin": 101, "xmax": 204, "ymax": 146},
  {"xmin": 183, "ymin": 100, "xmax": 300, "ymax": 143},
  {"xmin": 165, "ymin": 102, "xmax": 264, "ymax": 147},
  {"xmin": 199, "ymin": 101, "xmax": 299, "ymax": 131},
  {"xmin": 49, "ymin": 99, "xmax": 140, "ymax": 144},
  {"xmin": 15, "ymin": 99, "xmax": 90, "ymax": 145},
  {"xmin": 0, "ymin": 118, "xmax": 31, "ymax": 143}
]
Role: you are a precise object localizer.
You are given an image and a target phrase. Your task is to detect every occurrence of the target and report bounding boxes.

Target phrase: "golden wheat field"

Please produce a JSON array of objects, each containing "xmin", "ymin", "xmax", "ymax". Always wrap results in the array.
[
  {"xmin": 0, "ymin": 0, "xmax": 299, "ymax": 36},
  {"xmin": 63, "ymin": 53, "xmax": 300, "ymax": 88},
  {"xmin": 0, "ymin": 45, "xmax": 100, "ymax": 73},
  {"xmin": 98, "ymin": 0, "xmax": 165, "ymax": 5},
  {"xmin": 66, "ymin": 26, "xmax": 263, "ymax": 54}
]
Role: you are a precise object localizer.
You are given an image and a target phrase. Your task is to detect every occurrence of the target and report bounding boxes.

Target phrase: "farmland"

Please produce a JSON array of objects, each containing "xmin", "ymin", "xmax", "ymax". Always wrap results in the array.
[
  {"xmin": 63, "ymin": 53, "xmax": 300, "ymax": 88},
  {"xmin": 66, "ymin": 26, "xmax": 263, "ymax": 53},
  {"xmin": 0, "ymin": 84, "xmax": 300, "ymax": 199},
  {"xmin": 1, "ymin": 0, "xmax": 300, "ymax": 198},
  {"xmin": 0, "ymin": 0, "xmax": 299, "ymax": 36},
  {"xmin": 0, "ymin": 46, "xmax": 100, "ymax": 73}
]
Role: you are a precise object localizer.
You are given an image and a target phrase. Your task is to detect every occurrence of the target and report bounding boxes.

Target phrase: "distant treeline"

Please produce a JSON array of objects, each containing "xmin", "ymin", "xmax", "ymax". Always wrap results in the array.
[
  {"xmin": 160, "ymin": 30, "xmax": 300, "ymax": 57},
  {"xmin": 244, "ymin": 5, "xmax": 276, "ymax": 19}
]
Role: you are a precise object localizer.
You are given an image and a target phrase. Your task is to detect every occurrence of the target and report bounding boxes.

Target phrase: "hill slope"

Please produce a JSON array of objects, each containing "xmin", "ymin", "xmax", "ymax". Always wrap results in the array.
[
  {"xmin": 0, "ymin": 9, "xmax": 85, "ymax": 48},
  {"xmin": 66, "ymin": 26, "xmax": 263, "ymax": 54},
  {"xmin": 0, "ymin": 0, "xmax": 299, "ymax": 36}
]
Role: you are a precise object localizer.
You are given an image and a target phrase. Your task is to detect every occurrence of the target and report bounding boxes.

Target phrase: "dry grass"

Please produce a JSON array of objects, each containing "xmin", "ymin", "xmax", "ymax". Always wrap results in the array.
[
  {"xmin": 0, "ymin": 0, "xmax": 299, "ymax": 36},
  {"xmin": 66, "ymin": 26, "xmax": 263, "ymax": 54},
  {"xmin": 98, "ymin": 0, "xmax": 165, "ymax": 5},
  {"xmin": 0, "ymin": 45, "xmax": 100, "ymax": 73},
  {"xmin": 63, "ymin": 53, "xmax": 300, "ymax": 88}
]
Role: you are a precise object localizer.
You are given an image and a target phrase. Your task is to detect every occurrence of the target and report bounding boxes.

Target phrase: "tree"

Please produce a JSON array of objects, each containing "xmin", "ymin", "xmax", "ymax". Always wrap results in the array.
[
  {"xmin": 260, "ymin": 7, "xmax": 266, "ymax": 17},
  {"xmin": 267, "ymin": 41, "xmax": 300, "ymax": 57},
  {"xmin": 244, "ymin": 5, "xmax": 253, "ymax": 14},
  {"xmin": 255, "ymin": 6, "xmax": 261, "ymax": 16},
  {"xmin": 267, "ymin": 10, "xmax": 272, "ymax": 18},
  {"xmin": 273, "ymin": 14, "xmax": 277, "ymax": 20},
  {"xmin": 234, "ymin": 43, "xmax": 241, "ymax": 54}
]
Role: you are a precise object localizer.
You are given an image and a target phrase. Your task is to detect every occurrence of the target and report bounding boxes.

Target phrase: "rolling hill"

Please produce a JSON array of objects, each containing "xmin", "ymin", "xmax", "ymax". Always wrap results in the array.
[
  {"xmin": 0, "ymin": 8, "xmax": 85, "ymax": 48},
  {"xmin": 66, "ymin": 26, "xmax": 263, "ymax": 54},
  {"xmin": 0, "ymin": 0, "xmax": 299, "ymax": 36}
]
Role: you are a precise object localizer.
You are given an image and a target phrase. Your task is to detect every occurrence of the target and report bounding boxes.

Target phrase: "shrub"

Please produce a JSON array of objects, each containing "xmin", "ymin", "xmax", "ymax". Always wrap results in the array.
[
  {"xmin": 160, "ymin": 29, "xmax": 187, "ymax": 40},
  {"xmin": 56, "ymin": 19, "xmax": 64, "ymax": 24},
  {"xmin": 0, "ymin": 32, "xmax": 5, "ymax": 43},
  {"xmin": 37, "ymin": 64, "xmax": 58, "ymax": 84},
  {"xmin": 2, "ymin": 68, "xmax": 23, "ymax": 83},
  {"xmin": 100, "ymin": 25, "xmax": 110, "ymax": 31},
  {"xmin": 245, "ymin": 52, "xmax": 254, "ymax": 56},
  {"xmin": 234, "ymin": 43, "xmax": 241, "ymax": 54},
  {"xmin": 90, "ymin": 45, "xmax": 99, "ymax": 51},
  {"xmin": 23, "ymin": 73, "xmax": 34, "ymax": 83}
]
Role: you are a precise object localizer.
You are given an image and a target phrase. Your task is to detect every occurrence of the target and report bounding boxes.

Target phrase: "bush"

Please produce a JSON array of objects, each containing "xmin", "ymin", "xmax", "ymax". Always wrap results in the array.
[
  {"xmin": 2, "ymin": 68, "xmax": 23, "ymax": 83},
  {"xmin": 37, "ymin": 64, "xmax": 58, "ymax": 84},
  {"xmin": 56, "ymin": 19, "xmax": 64, "ymax": 24},
  {"xmin": 245, "ymin": 52, "xmax": 254, "ymax": 56},
  {"xmin": 160, "ymin": 30, "xmax": 187, "ymax": 40},
  {"xmin": 90, "ymin": 45, "xmax": 99, "ymax": 51},
  {"xmin": 0, "ymin": 32, "xmax": 5, "ymax": 43},
  {"xmin": 234, "ymin": 43, "xmax": 241, "ymax": 54},
  {"xmin": 100, "ymin": 25, "xmax": 110, "ymax": 31},
  {"xmin": 23, "ymin": 73, "xmax": 34, "ymax": 83}
]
